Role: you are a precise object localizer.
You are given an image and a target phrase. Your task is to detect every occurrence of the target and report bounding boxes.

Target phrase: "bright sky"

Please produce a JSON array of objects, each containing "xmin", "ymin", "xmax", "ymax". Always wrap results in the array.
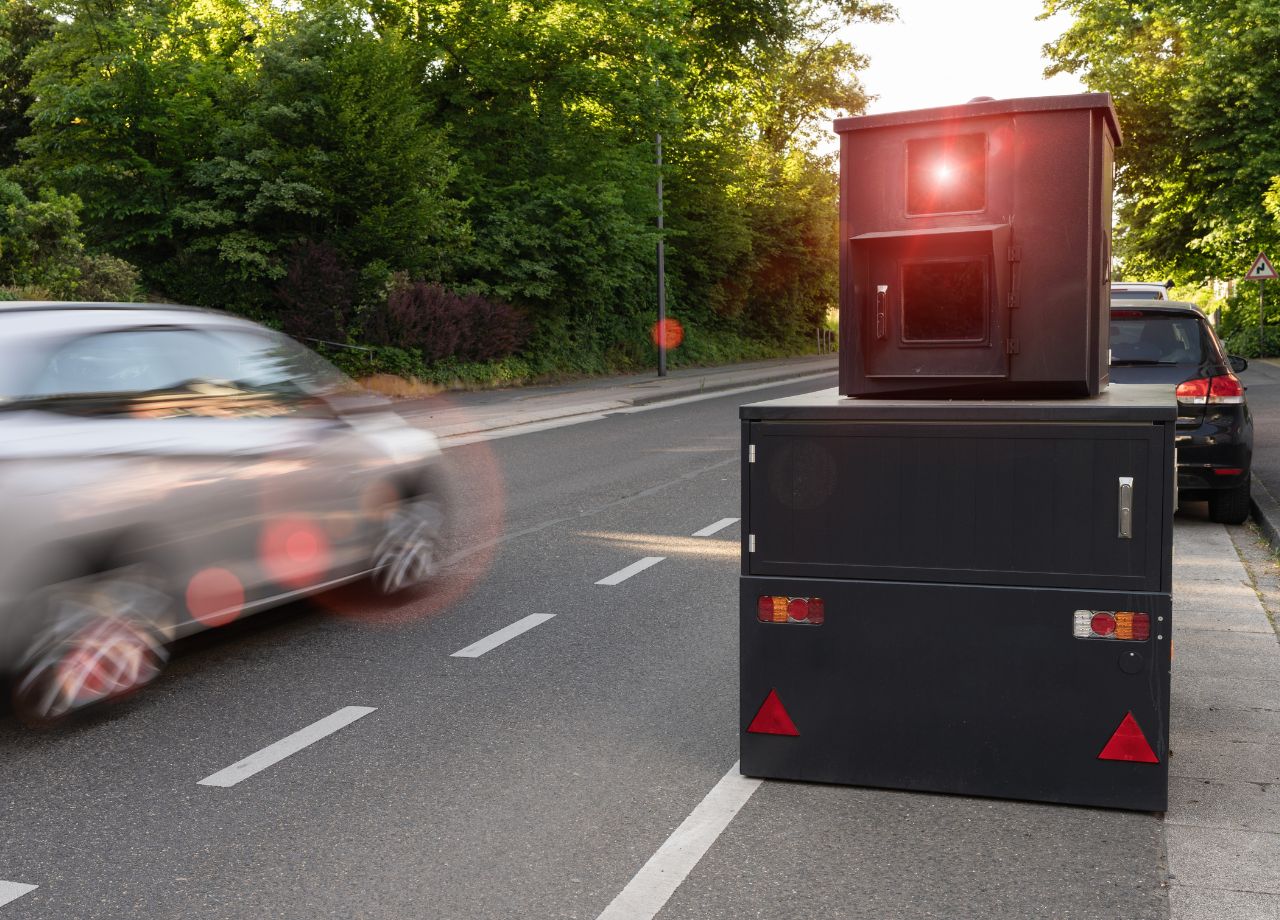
[{"xmin": 842, "ymin": 0, "xmax": 1084, "ymax": 115}]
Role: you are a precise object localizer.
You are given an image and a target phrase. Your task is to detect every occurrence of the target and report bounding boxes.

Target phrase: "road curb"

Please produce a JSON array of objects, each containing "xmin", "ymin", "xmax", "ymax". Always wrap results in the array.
[
  {"xmin": 406, "ymin": 359, "xmax": 839, "ymax": 442},
  {"xmin": 1250, "ymin": 477, "xmax": 1280, "ymax": 554},
  {"xmin": 623, "ymin": 364, "xmax": 837, "ymax": 406}
]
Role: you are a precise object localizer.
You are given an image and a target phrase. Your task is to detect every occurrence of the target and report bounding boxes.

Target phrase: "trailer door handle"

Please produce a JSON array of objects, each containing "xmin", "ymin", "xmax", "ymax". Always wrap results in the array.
[
  {"xmin": 875, "ymin": 285, "xmax": 888, "ymax": 340},
  {"xmin": 1118, "ymin": 476, "xmax": 1134, "ymax": 539}
]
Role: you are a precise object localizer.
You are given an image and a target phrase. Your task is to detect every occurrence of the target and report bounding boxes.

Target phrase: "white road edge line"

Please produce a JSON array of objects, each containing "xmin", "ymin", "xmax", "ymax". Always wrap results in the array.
[
  {"xmin": 451, "ymin": 613, "xmax": 556, "ymax": 658},
  {"xmin": 595, "ymin": 556, "xmax": 665, "ymax": 586},
  {"xmin": 438, "ymin": 371, "xmax": 836, "ymax": 448},
  {"xmin": 197, "ymin": 706, "xmax": 376, "ymax": 788},
  {"xmin": 0, "ymin": 882, "xmax": 37, "ymax": 908},
  {"xmin": 692, "ymin": 517, "xmax": 739, "ymax": 537},
  {"xmin": 595, "ymin": 762, "xmax": 762, "ymax": 920}
]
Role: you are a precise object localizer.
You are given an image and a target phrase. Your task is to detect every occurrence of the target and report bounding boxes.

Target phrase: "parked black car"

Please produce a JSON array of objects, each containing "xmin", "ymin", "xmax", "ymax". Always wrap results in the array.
[{"xmin": 1110, "ymin": 301, "xmax": 1253, "ymax": 524}]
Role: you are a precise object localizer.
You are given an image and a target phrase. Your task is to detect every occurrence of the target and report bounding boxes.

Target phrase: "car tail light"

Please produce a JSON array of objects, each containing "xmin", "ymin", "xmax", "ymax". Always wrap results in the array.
[
  {"xmin": 1175, "ymin": 378, "xmax": 1210, "ymax": 403},
  {"xmin": 1177, "ymin": 374, "xmax": 1244, "ymax": 405},
  {"xmin": 758, "ymin": 596, "xmax": 824, "ymax": 625},
  {"xmin": 1208, "ymin": 373, "xmax": 1244, "ymax": 404},
  {"xmin": 1073, "ymin": 610, "xmax": 1149, "ymax": 640}
]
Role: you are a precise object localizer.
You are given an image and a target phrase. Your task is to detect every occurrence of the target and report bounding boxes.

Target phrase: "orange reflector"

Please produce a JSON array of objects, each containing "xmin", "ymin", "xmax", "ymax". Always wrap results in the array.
[
  {"xmin": 747, "ymin": 689, "xmax": 799, "ymax": 736},
  {"xmin": 1098, "ymin": 712, "xmax": 1159, "ymax": 763}
]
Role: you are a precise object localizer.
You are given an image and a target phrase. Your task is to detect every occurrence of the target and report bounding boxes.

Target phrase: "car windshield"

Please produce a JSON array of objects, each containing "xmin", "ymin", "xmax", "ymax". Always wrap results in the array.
[
  {"xmin": 1110, "ymin": 314, "xmax": 1209, "ymax": 365},
  {"xmin": 0, "ymin": 323, "xmax": 354, "ymax": 403}
]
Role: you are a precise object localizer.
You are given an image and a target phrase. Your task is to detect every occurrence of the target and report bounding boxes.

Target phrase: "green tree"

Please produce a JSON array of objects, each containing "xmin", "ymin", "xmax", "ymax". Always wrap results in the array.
[
  {"xmin": 162, "ymin": 1, "xmax": 466, "ymax": 314},
  {"xmin": 1043, "ymin": 0, "xmax": 1280, "ymax": 283},
  {"xmin": 21, "ymin": 0, "xmax": 258, "ymax": 260},
  {"xmin": 0, "ymin": 175, "xmax": 139, "ymax": 299},
  {"xmin": 0, "ymin": 175, "xmax": 82, "ymax": 292},
  {"xmin": 0, "ymin": 1, "xmax": 54, "ymax": 167}
]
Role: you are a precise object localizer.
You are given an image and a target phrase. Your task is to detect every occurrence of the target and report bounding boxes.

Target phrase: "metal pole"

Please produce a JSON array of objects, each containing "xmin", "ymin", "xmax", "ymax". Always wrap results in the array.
[
  {"xmin": 657, "ymin": 131, "xmax": 667, "ymax": 377},
  {"xmin": 1261, "ymin": 278, "xmax": 1266, "ymax": 355}
]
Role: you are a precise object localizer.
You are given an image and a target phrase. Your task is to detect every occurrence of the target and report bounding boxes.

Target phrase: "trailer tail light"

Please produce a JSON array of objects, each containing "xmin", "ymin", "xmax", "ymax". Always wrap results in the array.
[
  {"xmin": 757, "ymin": 596, "xmax": 824, "ymax": 625},
  {"xmin": 1073, "ymin": 610, "xmax": 1149, "ymax": 640},
  {"xmin": 1177, "ymin": 374, "xmax": 1244, "ymax": 405}
]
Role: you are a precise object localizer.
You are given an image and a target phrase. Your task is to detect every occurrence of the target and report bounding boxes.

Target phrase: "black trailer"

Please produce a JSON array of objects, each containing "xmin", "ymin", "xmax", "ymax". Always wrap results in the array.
[{"xmin": 739, "ymin": 385, "xmax": 1176, "ymax": 811}]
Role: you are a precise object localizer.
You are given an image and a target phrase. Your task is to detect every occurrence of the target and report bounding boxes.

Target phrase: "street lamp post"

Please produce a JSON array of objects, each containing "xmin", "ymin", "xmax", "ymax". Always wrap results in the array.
[{"xmin": 656, "ymin": 131, "xmax": 667, "ymax": 377}]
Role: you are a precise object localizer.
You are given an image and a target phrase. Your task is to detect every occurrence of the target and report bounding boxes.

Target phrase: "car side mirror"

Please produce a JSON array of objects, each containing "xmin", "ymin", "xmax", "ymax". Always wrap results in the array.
[{"xmin": 1229, "ymin": 355, "xmax": 1248, "ymax": 373}]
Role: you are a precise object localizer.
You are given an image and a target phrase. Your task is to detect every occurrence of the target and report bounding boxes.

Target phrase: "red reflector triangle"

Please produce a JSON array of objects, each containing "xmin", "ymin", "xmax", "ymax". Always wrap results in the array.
[
  {"xmin": 1098, "ymin": 711, "xmax": 1159, "ymax": 763},
  {"xmin": 747, "ymin": 689, "xmax": 799, "ymax": 736}
]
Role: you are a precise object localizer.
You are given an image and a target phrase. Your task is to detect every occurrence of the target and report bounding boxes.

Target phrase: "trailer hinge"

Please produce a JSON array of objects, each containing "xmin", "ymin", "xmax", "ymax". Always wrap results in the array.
[
  {"xmin": 748, "ymin": 444, "xmax": 756, "ymax": 463},
  {"xmin": 1008, "ymin": 245, "xmax": 1021, "ymax": 309},
  {"xmin": 748, "ymin": 534, "xmax": 756, "ymax": 553},
  {"xmin": 1006, "ymin": 338, "xmax": 1020, "ymax": 355}
]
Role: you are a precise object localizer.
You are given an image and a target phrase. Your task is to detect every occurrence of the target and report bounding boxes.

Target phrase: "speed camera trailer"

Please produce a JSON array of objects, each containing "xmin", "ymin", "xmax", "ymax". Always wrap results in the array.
[
  {"xmin": 835, "ymin": 94, "xmax": 1121, "ymax": 398},
  {"xmin": 738, "ymin": 94, "xmax": 1176, "ymax": 811}
]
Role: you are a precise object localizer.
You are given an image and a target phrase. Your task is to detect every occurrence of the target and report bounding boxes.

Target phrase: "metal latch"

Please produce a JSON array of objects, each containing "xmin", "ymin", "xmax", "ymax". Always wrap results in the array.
[
  {"xmin": 875, "ymin": 285, "xmax": 888, "ymax": 339},
  {"xmin": 748, "ymin": 534, "xmax": 756, "ymax": 553},
  {"xmin": 748, "ymin": 444, "xmax": 756, "ymax": 463},
  {"xmin": 1118, "ymin": 477, "xmax": 1134, "ymax": 539}
]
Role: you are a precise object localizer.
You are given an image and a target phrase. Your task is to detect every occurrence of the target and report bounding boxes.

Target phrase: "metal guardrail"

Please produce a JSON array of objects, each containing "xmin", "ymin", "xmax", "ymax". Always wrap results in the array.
[
  {"xmin": 300, "ymin": 337, "xmax": 374, "ymax": 353},
  {"xmin": 816, "ymin": 327, "xmax": 837, "ymax": 354}
]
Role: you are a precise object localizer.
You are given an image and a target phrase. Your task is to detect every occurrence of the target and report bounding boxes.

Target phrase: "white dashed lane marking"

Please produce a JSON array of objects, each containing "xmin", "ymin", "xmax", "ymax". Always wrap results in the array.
[
  {"xmin": 198, "ymin": 706, "xmax": 376, "ymax": 788},
  {"xmin": 0, "ymin": 881, "xmax": 37, "ymax": 909},
  {"xmin": 595, "ymin": 557, "xmax": 666, "ymax": 586},
  {"xmin": 595, "ymin": 762, "xmax": 762, "ymax": 920},
  {"xmin": 691, "ymin": 517, "xmax": 738, "ymax": 537},
  {"xmin": 451, "ymin": 613, "xmax": 556, "ymax": 658}
]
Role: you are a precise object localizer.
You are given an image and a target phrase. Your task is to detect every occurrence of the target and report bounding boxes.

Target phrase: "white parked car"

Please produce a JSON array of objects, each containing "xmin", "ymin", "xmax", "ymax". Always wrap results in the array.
[{"xmin": 1110, "ymin": 281, "xmax": 1172, "ymax": 301}]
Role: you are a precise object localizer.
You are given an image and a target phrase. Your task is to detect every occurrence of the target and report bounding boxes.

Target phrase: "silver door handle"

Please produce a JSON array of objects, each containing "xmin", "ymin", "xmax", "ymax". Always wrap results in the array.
[
  {"xmin": 1118, "ymin": 477, "xmax": 1134, "ymax": 539},
  {"xmin": 876, "ymin": 285, "xmax": 888, "ymax": 340}
]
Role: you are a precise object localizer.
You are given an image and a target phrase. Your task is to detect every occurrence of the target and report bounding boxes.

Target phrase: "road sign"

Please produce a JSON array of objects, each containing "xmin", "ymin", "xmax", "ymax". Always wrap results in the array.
[{"xmin": 1247, "ymin": 251, "xmax": 1277, "ymax": 280}]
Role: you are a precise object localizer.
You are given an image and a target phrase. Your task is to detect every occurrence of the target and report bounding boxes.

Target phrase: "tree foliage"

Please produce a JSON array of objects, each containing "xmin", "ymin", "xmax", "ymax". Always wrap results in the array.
[
  {"xmin": 1043, "ymin": 0, "xmax": 1280, "ymax": 283},
  {"xmin": 6, "ymin": 0, "xmax": 892, "ymax": 373}
]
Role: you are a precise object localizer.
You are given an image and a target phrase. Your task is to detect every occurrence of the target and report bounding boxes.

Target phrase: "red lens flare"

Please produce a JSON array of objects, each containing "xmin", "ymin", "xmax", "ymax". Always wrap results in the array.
[
  {"xmin": 651, "ymin": 318, "xmax": 684, "ymax": 349},
  {"xmin": 260, "ymin": 516, "xmax": 331, "ymax": 590},
  {"xmin": 186, "ymin": 567, "xmax": 246, "ymax": 628},
  {"xmin": 317, "ymin": 439, "xmax": 507, "ymax": 628}
]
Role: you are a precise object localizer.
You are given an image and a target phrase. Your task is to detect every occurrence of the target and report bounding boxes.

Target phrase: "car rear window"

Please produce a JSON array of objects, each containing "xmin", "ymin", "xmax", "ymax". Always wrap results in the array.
[
  {"xmin": 1110, "ymin": 290, "xmax": 1164, "ymax": 300},
  {"xmin": 1110, "ymin": 313, "xmax": 1214, "ymax": 365}
]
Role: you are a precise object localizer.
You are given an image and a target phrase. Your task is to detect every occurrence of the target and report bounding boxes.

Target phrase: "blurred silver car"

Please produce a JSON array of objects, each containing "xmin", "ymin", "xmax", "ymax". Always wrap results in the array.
[{"xmin": 0, "ymin": 302, "xmax": 446, "ymax": 724}]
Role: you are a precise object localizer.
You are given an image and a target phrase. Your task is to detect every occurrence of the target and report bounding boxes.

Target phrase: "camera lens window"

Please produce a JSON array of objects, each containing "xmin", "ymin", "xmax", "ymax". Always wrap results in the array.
[
  {"xmin": 906, "ymin": 134, "xmax": 986, "ymax": 214},
  {"xmin": 901, "ymin": 258, "xmax": 987, "ymax": 341}
]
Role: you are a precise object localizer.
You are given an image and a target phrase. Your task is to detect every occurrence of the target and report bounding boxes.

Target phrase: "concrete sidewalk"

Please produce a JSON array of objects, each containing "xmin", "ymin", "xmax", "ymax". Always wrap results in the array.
[
  {"xmin": 1166, "ymin": 515, "xmax": 1280, "ymax": 920},
  {"xmin": 393, "ymin": 353, "xmax": 838, "ymax": 442}
]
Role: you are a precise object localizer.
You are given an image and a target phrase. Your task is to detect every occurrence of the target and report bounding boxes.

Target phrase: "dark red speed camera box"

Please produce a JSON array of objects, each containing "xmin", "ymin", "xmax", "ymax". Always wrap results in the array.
[{"xmin": 835, "ymin": 94, "xmax": 1122, "ymax": 398}]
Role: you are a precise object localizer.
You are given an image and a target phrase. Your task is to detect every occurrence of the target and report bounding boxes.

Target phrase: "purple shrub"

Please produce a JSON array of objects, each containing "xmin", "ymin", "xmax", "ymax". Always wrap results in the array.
[
  {"xmin": 456, "ymin": 293, "xmax": 529, "ymax": 361},
  {"xmin": 369, "ymin": 281, "xmax": 529, "ymax": 364},
  {"xmin": 276, "ymin": 241, "xmax": 356, "ymax": 344}
]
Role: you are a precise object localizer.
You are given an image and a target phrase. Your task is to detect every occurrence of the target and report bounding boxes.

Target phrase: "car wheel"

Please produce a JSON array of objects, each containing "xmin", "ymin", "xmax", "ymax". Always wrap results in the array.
[
  {"xmin": 1208, "ymin": 475, "xmax": 1251, "ymax": 525},
  {"xmin": 11, "ymin": 571, "xmax": 170, "ymax": 727},
  {"xmin": 371, "ymin": 492, "xmax": 445, "ymax": 596}
]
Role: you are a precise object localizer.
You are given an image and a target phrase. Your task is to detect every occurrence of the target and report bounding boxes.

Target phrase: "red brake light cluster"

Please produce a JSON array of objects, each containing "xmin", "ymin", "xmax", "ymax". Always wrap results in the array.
[
  {"xmin": 757, "ymin": 596, "xmax": 825, "ymax": 625},
  {"xmin": 1073, "ymin": 610, "xmax": 1150, "ymax": 640},
  {"xmin": 1176, "ymin": 374, "xmax": 1244, "ymax": 405}
]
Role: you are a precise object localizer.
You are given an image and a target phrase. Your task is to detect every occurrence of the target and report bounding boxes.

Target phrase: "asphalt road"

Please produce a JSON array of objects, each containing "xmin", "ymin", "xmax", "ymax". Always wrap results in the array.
[
  {"xmin": 0, "ymin": 374, "xmax": 1171, "ymax": 919},
  {"xmin": 1238, "ymin": 357, "xmax": 1280, "ymax": 502}
]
